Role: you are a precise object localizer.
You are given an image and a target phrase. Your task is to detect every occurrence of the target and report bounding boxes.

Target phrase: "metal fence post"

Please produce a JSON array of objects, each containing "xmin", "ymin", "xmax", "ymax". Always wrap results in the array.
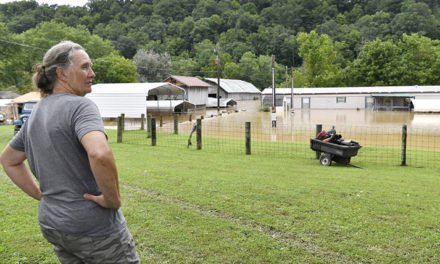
[
  {"xmin": 315, "ymin": 124, "xmax": 322, "ymax": 159},
  {"xmin": 401, "ymin": 124, "xmax": 407, "ymax": 166},
  {"xmin": 196, "ymin": 118, "xmax": 202, "ymax": 150},
  {"xmin": 245, "ymin": 122, "xmax": 251, "ymax": 155},
  {"xmin": 151, "ymin": 118, "xmax": 156, "ymax": 146}
]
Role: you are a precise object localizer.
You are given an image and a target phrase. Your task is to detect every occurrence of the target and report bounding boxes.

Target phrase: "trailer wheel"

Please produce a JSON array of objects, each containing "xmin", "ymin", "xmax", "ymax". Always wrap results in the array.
[{"xmin": 320, "ymin": 153, "xmax": 332, "ymax": 166}]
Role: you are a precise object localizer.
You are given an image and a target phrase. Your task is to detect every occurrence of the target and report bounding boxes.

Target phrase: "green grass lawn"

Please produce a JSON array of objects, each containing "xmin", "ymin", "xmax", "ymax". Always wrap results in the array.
[{"xmin": 1, "ymin": 125, "xmax": 440, "ymax": 263}]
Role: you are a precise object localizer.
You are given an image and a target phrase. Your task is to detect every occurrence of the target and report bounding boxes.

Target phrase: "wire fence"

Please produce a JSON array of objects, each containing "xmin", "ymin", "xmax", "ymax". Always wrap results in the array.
[{"xmin": 115, "ymin": 116, "xmax": 440, "ymax": 169}]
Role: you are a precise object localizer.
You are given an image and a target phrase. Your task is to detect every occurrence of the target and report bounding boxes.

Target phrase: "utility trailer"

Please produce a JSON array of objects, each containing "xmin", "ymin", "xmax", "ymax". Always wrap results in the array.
[{"xmin": 310, "ymin": 139, "xmax": 361, "ymax": 166}]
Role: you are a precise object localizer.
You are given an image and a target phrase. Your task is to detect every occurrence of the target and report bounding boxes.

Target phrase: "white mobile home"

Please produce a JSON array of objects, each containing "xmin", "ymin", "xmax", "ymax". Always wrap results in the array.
[
  {"xmin": 86, "ymin": 83, "xmax": 188, "ymax": 118},
  {"xmin": 261, "ymin": 86, "xmax": 440, "ymax": 111}
]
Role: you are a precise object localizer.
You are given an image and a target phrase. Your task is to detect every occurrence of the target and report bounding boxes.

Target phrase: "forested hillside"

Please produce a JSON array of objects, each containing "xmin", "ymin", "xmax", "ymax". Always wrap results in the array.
[{"xmin": 1, "ymin": 0, "xmax": 439, "ymax": 93}]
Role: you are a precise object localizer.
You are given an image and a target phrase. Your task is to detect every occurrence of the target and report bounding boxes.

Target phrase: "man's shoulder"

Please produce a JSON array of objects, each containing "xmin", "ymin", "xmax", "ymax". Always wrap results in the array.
[{"xmin": 50, "ymin": 93, "xmax": 95, "ymax": 106}]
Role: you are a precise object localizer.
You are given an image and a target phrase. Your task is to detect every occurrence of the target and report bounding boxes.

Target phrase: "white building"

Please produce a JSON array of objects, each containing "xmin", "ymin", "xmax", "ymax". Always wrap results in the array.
[
  {"xmin": 86, "ymin": 83, "xmax": 192, "ymax": 118},
  {"xmin": 204, "ymin": 78, "xmax": 261, "ymax": 101},
  {"xmin": 164, "ymin": 75, "xmax": 210, "ymax": 109},
  {"xmin": 261, "ymin": 86, "xmax": 440, "ymax": 112}
]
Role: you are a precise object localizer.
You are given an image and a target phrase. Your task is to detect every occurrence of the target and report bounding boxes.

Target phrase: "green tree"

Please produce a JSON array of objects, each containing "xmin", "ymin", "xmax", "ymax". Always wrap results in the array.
[
  {"xmin": 347, "ymin": 39, "xmax": 402, "ymax": 86},
  {"xmin": 222, "ymin": 61, "xmax": 240, "ymax": 79},
  {"xmin": 193, "ymin": 39, "xmax": 215, "ymax": 70},
  {"xmin": 397, "ymin": 34, "xmax": 440, "ymax": 85},
  {"xmin": 171, "ymin": 56, "xmax": 200, "ymax": 76},
  {"xmin": 0, "ymin": 23, "xmax": 29, "ymax": 92},
  {"xmin": 391, "ymin": 0, "xmax": 439, "ymax": 39},
  {"xmin": 355, "ymin": 11, "xmax": 392, "ymax": 42},
  {"xmin": 134, "ymin": 49, "xmax": 171, "ymax": 82},
  {"xmin": 236, "ymin": 52, "xmax": 283, "ymax": 89},
  {"xmin": 12, "ymin": 22, "xmax": 115, "ymax": 92},
  {"xmin": 93, "ymin": 53, "xmax": 137, "ymax": 83},
  {"xmin": 218, "ymin": 28, "xmax": 250, "ymax": 62},
  {"xmin": 296, "ymin": 31, "xmax": 342, "ymax": 87}
]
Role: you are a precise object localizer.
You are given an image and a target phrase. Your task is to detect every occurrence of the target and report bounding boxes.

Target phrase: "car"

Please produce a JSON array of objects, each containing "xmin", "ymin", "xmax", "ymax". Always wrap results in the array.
[
  {"xmin": 13, "ymin": 101, "xmax": 37, "ymax": 134},
  {"xmin": 0, "ymin": 112, "xmax": 5, "ymax": 123}
]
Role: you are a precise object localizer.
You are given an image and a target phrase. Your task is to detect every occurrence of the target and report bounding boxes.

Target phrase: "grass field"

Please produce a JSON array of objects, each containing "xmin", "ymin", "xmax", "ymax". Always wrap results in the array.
[{"xmin": 1, "ymin": 125, "xmax": 440, "ymax": 263}]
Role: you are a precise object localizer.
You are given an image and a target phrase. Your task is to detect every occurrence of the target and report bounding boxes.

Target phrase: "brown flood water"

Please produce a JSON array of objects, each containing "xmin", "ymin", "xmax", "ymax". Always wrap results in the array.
[
  {"xmin": 113, "ymin": 100, "xmax": 440, "ymax": 148},
  {"xmin": 177, "ymin": 100, "xmax": 440, "ymax": 129}
]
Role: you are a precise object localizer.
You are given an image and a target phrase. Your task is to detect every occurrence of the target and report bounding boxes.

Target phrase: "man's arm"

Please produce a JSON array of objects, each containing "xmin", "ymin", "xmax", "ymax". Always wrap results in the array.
[
  {"xmin": 81, "ymin": 131, "xmax": 121, "ymax": 209},
  {"xmin": 0, "ymin": 145, "xmax": 42, "ymax": 201}
]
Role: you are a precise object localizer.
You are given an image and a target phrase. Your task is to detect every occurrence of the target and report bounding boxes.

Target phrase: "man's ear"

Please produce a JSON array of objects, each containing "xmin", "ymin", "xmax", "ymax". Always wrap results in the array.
[{"xmin": 56, "ymin": 67, "xmax": 67, "ymax": 82}]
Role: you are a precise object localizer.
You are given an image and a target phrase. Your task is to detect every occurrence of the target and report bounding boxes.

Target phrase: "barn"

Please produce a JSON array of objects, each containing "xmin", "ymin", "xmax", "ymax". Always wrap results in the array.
[
  {"xmin": 164, "ymin": 75, "xmax": 210, "ymax": 109},
  {"xmin": 203, "ymin": 78, "xmax": 261, "ymax": 101}
]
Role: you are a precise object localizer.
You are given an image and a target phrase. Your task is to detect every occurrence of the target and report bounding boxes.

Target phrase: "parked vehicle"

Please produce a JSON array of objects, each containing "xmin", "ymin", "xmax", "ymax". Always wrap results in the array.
[
  {"xmin": 13, "ymin": 101, "xmax": 37, "ymax": 135},
  {"xmin": 0, "ymin": 112, "xmax": 5, "ymax": 124}
]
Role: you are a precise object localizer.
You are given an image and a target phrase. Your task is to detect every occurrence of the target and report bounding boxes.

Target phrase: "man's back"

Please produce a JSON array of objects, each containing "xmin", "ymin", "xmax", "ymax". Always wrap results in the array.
[{"xmin": 12, "ymin": 93, "xmax": 125, "ymax": 236}]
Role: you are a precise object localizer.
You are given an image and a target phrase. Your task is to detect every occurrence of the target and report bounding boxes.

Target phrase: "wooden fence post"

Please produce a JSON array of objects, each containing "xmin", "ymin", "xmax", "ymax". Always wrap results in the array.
[
  {"xmin": 117, "ymin": 115, "xmax": 123, "ymax": 143},
  {"xmin": 174, "ymin": 114, "xmax": 179, "ymax": 135},
  {"xmin": 245, "ymin": 122, "xmax": 251, "ymax": 155},
  {"xmin": 196, "ymin": 118, "xmax": 202, "ymax": 150},
  {"xmin": 146, "ymin": 114, "xmax": 151, "ymax": 138},
  {"xmin": 140, "ymin": 113, "xmax": 145, "ymax": 130},
  {"xmin": 121, "ymin": 113, "xmax": 125, "ymax": 131},
  {"xmin": 315, "ymin": 124, "xmax": 322, "ymax": 159},
  {"xmin": 401, "ymin": 124, "xmax": 407, "ymax": 166},
  {"xmin": 151, "ymin": 118, "xmax": 156, "ymax": 146}
]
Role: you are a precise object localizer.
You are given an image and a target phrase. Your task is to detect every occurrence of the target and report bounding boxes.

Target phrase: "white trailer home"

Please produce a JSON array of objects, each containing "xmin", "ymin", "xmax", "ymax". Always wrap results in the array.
[
  {"xmin": 86, "ymin": 83, "xmax": 191, "ymax": 118},
  {"xmin": 261, "ymin": 86, "xmax": 440, "ymax": 111}
]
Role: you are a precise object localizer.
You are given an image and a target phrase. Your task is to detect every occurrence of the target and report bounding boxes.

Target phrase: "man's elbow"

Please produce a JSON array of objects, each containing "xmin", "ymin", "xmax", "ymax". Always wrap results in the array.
[
  {"xmin": 107, "ymin": 198, "xmax": 122, "ymax": 209},
  {"xmin": 88, "ymin": 148, "xmax": 113, "ymax": 164},
  {"xmin": 0, "ymin": 152, "xmax": 16, "ymax": 168}
]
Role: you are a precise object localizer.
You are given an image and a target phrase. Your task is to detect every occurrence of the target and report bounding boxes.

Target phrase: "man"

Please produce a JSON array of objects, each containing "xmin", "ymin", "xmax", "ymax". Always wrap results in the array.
[{"xmin": 0, "ymin": 41, "xmax": 139, "ymax": 263}]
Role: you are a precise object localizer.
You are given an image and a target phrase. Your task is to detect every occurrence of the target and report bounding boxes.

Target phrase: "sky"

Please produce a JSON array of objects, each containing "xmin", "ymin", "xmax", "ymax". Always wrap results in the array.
[{"xmin": 0, "ymin": 0, "xmax": 88, "ymax": 6}]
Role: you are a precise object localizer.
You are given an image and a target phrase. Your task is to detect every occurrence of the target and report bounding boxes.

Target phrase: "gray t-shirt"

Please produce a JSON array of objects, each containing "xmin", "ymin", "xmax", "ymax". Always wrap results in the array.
[{"xmin": 10, "ymin": 93, "xmax": 125, "ymax": 236}]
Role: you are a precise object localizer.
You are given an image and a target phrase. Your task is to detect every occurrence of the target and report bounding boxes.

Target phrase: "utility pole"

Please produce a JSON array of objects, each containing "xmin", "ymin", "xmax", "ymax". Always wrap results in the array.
[
  {"xmin": 214, "ymin": 45, "xmax": 221, "ymax": 113},
  {"xmin": 271, "ymin": 55, "xmax": 276, "ymax": 128},
  {"xmin": 291, "ymin": 51, "xmax": 295, "ymax": 112}
]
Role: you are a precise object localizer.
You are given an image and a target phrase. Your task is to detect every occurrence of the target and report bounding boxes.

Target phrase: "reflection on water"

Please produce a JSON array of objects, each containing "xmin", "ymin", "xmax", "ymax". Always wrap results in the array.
[
  {"xmin": 108, "ymin": 100, "xmax": 440, "ymax": 130},
  {"xmin": 200, "ymin": 101, "xmax": 440, "ymax": 129}
]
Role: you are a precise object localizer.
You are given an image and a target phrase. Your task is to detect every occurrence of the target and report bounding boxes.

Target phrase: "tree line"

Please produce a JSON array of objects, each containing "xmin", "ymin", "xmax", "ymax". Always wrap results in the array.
[{"xmin": 0, "ymin": 0, "xmax": 439, "ymax": 94}]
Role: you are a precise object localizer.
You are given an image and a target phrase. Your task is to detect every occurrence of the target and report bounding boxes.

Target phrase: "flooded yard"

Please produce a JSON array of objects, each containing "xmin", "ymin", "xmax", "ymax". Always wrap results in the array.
[
  {"xmin": 115, "ymin": 100, "xmax": 440, "ymax": 134},
  {"xmin": 113, "ymin": 100, "xmax": 440, "ymax": 167}
]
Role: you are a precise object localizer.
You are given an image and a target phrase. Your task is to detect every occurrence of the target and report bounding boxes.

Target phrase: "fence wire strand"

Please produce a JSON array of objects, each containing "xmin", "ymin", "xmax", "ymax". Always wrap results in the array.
[{"xmin": 113, "ymin": 118, "xmax": 440, "ymax": 168}]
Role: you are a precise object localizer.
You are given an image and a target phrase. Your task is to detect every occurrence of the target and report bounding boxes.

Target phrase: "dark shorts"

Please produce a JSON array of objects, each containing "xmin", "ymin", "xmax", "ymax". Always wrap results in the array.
[{"xmin": 40, "ymin": 226, "xmax": 140, "ymax": 264}]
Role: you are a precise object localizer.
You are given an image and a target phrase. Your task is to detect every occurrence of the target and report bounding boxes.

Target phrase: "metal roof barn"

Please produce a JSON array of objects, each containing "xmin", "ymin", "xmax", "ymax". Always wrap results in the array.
[
  {"xmin": 86, "ymin": 83, "xmax": 186, "ymax": 118},
  {"xmin": 164, "ymin": 75, "xmax": 210, "ymax": 107},
  {"xmin": 204, "ymin": 78, "xmax": 261, "ymax": 101}
]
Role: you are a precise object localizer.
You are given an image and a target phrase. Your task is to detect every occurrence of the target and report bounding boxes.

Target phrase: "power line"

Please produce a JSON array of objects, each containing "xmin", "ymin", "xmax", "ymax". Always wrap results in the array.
[{"xmin": 0, "ymin": 38, "xmax": 46, "ymax": 51}]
